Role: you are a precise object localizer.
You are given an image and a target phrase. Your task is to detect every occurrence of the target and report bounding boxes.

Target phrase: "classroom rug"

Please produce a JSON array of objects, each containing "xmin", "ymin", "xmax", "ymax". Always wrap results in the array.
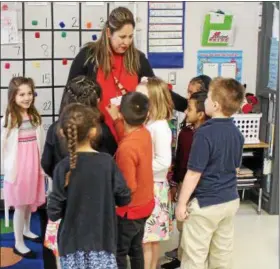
[{"xmin": 0, "ymin": 212, "xmax": 44, "ymax": 269}]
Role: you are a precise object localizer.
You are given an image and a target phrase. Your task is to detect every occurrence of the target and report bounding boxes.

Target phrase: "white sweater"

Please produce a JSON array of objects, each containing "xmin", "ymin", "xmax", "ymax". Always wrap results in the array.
[
  {"xmin": 146, "ymin": 120, "xmax": 172, "ymax": 182},
  {"xmin": 0, "ymin": 116, "xmax": 46, "ymax": 184}
]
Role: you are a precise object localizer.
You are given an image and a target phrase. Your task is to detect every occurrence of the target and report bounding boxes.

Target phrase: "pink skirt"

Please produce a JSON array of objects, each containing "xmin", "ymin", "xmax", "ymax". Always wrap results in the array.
[{"xmin": 4, "ymin": 128, "xmax": 45, "ymax": 211}]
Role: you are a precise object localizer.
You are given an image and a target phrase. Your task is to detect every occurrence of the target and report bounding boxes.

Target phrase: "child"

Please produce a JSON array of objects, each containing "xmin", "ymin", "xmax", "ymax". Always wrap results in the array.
[
  {"xmin": 186, "ymin": 75, "xmax": 211, "ymax": 99},
  {"xmin": 176, "ymin": 78, "xmax": 245, "ymax": 269},
  {"xmin": 41, "ymin": 75, "xmax": 117, "ymax": 178},
  {"xmin": 136, "ymin": 77, "xmax": 173, "ymax": 269},
  {"xmin": 106, "ymin": 92, "xmax": 155, "ymax": 269},
  {"xmin": 163, "ymin": 75, "xmax": 212, "ymax": 268},
  {"xmin": 162, "ymin": 92, "xmax": 209, "ymax": 269},
  {"xmin": 1, "ymin": 77, "xmax": 46, "ymax": 258},
  {"xmin": 47, "ymin": 103, "xmax": 131, "ymax": 269}
]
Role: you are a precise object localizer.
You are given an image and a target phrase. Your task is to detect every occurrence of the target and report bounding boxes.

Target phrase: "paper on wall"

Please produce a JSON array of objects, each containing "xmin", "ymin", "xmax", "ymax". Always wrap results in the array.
[{"xmin": 1, "ymin": 10, "xmax": 20, "ymax": 45}]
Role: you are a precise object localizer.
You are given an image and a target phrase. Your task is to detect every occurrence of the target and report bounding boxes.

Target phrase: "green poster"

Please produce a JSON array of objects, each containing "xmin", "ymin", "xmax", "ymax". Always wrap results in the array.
[{"xmin": 202, "ymin": 12, "xmax": 233, "ymax": 47}]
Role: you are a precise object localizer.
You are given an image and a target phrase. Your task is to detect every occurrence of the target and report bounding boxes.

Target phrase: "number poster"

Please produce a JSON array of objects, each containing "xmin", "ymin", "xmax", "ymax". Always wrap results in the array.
[{"xmin": 1, "ymin": 2, "xmax": 136, "ymax": 132}]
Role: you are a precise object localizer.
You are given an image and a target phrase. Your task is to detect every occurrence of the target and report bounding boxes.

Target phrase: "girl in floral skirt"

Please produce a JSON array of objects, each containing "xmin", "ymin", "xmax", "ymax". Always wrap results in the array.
[{"xmin": 136, "ymin": 77, "xmax": 173, "ymax": 269}]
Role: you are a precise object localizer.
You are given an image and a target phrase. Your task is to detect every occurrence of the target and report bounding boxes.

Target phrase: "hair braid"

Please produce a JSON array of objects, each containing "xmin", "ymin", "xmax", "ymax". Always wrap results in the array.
[{"xmin": 65, "ymin": 120, "xmax": 78, "ymax": 186}]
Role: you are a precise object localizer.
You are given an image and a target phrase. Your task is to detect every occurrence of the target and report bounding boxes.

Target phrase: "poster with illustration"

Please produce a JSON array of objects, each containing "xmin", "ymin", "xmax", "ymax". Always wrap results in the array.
[
  {"xmin": 197, "ymin": 50, "xmax": 242, "ymax": 82},
  {"xmin": 201, "ymin": 11, "xmax": 234, "ymax": 47}
]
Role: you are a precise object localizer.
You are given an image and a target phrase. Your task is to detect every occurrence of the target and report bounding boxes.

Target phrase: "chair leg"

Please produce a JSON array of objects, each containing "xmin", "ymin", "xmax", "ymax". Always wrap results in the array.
[
  {"xmin": 242, "ymin": 189, "xmax": 245, "ymax": 200},
  {"xmin": 257, "ymin": 188, "xmax": 263, "ymax": 215}
]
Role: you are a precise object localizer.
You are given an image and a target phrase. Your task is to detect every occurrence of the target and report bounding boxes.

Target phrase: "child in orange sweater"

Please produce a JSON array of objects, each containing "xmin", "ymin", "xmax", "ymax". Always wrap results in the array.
[{"xmin": 107, "ymin": 92, "xmax": 155, "ymax": 269}]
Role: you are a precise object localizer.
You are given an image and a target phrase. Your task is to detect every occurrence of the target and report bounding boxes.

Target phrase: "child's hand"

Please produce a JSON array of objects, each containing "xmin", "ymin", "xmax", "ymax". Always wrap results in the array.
[
  {"xmin": 170, "ymin": 186, "xmax": 178, "ymax": 202},
  {"xmin": 176, "ymin": 202, "xmax": 188, "ymax": 221},
  {"xmin": 141, "ymin": 76, "xmax": 148, "ymax": 83},
  {"xmin": 106, "ymin": 104, "xmax": 119, "ymax": 121}
]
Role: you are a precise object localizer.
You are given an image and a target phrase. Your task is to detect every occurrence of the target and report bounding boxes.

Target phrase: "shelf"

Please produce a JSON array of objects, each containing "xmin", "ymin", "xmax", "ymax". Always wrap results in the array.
[{"xmin": 243, "ymin": 141, "xmax": 269, "ymax": 149}]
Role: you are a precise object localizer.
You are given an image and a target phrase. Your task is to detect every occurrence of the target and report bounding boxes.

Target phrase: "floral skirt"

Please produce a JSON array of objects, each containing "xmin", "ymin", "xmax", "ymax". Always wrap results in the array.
[
  {"xmin": 143, "ymin": 181, "xmax": 172, "ymax": 243},
  {"xmin": 60, "ymin": 250, "xmax": 117, "ymax": 269}
]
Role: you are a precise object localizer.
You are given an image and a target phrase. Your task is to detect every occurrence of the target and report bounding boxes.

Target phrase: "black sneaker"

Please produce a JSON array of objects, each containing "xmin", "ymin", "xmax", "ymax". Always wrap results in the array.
[
  {"xmin": 165, "ymin": 248, "xmax": 178, "ymax": 259},
  {"xmin": 161, "ymin": 258, "xmax": 181, "ymax": 269}
]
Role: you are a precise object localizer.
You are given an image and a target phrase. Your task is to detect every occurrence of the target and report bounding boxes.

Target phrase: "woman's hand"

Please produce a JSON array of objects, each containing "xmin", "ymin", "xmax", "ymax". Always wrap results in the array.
[{"xmin": 106, "ymin": 104, "xmax": 119, "ymax": 121}]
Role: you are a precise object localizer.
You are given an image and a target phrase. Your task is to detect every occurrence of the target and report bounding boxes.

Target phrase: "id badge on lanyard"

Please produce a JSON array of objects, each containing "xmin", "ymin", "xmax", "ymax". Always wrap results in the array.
[{"xmin": 110, "ymin": 74, "xmax": 127, "ymax": 106}]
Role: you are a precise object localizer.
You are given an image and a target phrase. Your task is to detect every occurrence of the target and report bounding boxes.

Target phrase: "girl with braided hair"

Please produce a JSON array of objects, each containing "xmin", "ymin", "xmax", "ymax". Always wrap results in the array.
[
  {"xmin": 47, "ymin": 103, "xmax": 131, "ymax": 269},
  {"xmin": 41, "ymin": 75, "xmax": 117, "ymax": 178}
]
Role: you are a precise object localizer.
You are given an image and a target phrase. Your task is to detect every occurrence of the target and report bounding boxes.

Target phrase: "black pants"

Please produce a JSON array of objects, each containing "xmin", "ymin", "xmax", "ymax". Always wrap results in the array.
[{"xmin": 117, "ymin": 216, "xmax": 147, "ymax": 269}]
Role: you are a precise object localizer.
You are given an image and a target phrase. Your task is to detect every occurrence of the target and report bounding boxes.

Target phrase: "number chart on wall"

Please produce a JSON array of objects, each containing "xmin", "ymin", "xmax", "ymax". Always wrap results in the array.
[{"xmin": 0, "ymin": 1, "xmax": 136, "ymax": 132}]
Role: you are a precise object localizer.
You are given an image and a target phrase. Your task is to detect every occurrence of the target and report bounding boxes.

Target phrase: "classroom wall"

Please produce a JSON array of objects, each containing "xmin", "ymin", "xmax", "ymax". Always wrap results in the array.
[{"xmin": 137, "ymin": 2, "xmax": 260, "ymax": 96}]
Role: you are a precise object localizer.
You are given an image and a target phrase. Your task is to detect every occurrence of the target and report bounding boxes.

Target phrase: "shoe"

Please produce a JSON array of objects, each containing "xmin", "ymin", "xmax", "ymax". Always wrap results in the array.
[
  {"xmin": 165, "ymin": 248, "xmax": 178, "ymax": 259},
  {"xmin": 13, "ymin": 247, "xmax": 36, "ymax": 259},
  {"xmin": 161, "ymin": 258, "xmax": 181, "ymax": 269},
  {"xmin": 23, "ymin": 235, "xmax": 42, "ymax": 243}
]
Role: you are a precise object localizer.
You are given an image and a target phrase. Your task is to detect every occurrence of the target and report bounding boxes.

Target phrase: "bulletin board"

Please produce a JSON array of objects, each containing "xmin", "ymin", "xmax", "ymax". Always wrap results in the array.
[
  {"xmin": 0, "ymin": 1, "xmax": 137, "ymax": 132},
  {"xmin": 197, "ymin": 50, "xmax": 243, "ymax": 82}
]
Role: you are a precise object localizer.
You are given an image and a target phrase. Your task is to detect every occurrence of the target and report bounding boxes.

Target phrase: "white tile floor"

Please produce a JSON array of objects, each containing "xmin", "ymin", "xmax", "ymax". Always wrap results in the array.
[{"xmin": 158, "ymin": 201, "xmax": 279, "ymax": 269}]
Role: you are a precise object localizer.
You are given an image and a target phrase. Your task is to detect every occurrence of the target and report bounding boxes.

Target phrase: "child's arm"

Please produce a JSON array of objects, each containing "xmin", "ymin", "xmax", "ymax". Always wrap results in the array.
[
  {"xmin": 152, "ymin": 123, "xmax": 172, "ymax": 172},
  {"xmin": 106, "ymin": 104, "xmax": 125, "ymax": 141},
  {"xmin": 176, "ymin": 132, "xmax": 210, "ymax": 221},
  {"xmin": 176, "ymin": 170, "xmax": 202, "ymax": 220},
  {"xmin": 115, "ymin": 145, "xmax": 138, "ymax": 194},
  {"xmin": 41, "ymin": 123, "xmax": 55, "ymax": 177},
  {"xmin": 0, "ymin": 118, "xmax": 7, "ymax": 176},
  {"xmin": 47, "ymin": 162, "xmax": 67, "ymax": 221},
  {"xmin": 112, "ymin": 160, "xmax": 131, "ymax": 207},
  {"xmin": 113, "ymin": 118, "xmax": 125, "ymax": 141},
  {"xmin": 97, "ymin": 123, "xmax": 118, "ymax": 156}
]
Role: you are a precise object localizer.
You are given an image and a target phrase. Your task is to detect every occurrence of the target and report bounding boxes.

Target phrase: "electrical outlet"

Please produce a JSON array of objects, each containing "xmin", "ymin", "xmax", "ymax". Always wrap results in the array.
[{"xmin": 168, "ymin": 72, "xmax": 176, "ymax": 85}]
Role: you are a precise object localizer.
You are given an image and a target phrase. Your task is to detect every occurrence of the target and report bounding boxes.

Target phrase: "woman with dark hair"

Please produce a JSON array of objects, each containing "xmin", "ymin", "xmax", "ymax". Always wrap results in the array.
[{"xmin": 60, "ymin": 6, "xmax": 188, "ymax": 141}]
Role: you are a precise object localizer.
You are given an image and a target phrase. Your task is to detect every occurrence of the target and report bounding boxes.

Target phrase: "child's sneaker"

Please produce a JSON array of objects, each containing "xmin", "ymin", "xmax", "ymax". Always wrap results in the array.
[
  {"xmin": 164, "ymin": 248, "xmax": 178, "ymax": 259},
  {"xmin": 161, "ymin": 258, "xmax": 181, "ymax": 269}
]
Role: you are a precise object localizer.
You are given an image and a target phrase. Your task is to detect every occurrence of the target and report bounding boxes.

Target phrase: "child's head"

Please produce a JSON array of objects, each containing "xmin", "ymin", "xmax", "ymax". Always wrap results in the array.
[
  {"xmin": 59, "ymin": 76, "xmax": 102, "ymax": 115},
  {"xmin": 5, "ymin": 76, "xmax": 41, "ymax": 129},
  {"xmin": 59, "ymin": 103, "xmax": 101, "ymax": 186},
  {"xmin": 136, "ymin": 77, "xmax": 174, "ymax": 121},
  {"xmin": 187, "ymin": 75, "xmax": 211, "ymax": 99},
  {"xmin": 185, "ymin": 91, "xmax": 208, "ymax": 128},
  {"xmin": 205, "ymin": 77, "xmax": 245, "ymax": 118},
  {"xmin": 119, "ymin": 92, "xmax": 149, "ymax": 127}
]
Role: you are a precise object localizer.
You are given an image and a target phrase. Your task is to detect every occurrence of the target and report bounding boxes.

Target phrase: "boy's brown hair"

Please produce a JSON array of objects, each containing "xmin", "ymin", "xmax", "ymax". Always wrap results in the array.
[{"xmin": 210, "ymin": 77, "xmax": 245, "ymax": 116}]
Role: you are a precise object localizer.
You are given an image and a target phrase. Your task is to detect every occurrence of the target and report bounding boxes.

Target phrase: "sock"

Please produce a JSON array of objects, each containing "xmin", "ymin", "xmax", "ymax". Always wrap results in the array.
[
  {"xmin": 14, "ymin": 207, "xmax": 31, "ymax": 254},
  {"xmin": 23, "ymin": 207, "xmax": 39, "ymax": 239}
]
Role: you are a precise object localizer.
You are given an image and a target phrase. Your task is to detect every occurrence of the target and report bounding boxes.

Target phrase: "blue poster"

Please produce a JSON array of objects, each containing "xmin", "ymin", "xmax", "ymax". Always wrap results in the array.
[
  {"xmin": 147, "ymin": 2, "xmax": 185, "ymax": 68},
  {"xmin": 197, "ymin": 50, "xmax": 243, "ymax": 82},
  {"xmin": 267, "ymin": 38, "xmax": 279, "ymax": 91}
]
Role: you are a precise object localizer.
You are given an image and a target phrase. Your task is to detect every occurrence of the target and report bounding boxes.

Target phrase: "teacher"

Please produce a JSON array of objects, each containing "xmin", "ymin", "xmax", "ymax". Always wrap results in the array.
[{"xmin": 59, "ymin": 6, "xmax": 188, "ymax": 140}]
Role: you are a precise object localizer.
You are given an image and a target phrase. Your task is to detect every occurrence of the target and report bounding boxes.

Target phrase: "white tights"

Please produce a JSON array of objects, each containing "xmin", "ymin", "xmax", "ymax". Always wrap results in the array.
[{"xmin": 13, "ymin": 205, "xmax": 39, "ymax": 253}]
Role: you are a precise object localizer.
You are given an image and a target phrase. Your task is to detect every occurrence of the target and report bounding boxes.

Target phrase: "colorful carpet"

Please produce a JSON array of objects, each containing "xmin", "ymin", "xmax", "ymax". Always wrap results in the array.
[{"xmin": 0, "ymin": 212, "xmax": 44, "ymax": 269}]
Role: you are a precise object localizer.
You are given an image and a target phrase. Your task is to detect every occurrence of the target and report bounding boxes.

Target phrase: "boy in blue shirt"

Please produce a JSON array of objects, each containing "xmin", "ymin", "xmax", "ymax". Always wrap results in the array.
[{"xmin": 176, "ymin": 78, "xmax": 245, "ymax": 269}]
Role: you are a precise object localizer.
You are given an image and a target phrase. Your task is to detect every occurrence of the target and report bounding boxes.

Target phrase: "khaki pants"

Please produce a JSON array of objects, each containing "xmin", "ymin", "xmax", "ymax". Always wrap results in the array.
[{"xmin": 180, "ymin": 198, "xmax": 240, "ymax": 269}]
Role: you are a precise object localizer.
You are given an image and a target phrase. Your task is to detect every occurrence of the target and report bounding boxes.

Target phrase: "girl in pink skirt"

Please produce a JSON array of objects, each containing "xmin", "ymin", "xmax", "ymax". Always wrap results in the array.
[{"xmin": 1, "ymin": 77, "xmax": 46, "ymax": 259}]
